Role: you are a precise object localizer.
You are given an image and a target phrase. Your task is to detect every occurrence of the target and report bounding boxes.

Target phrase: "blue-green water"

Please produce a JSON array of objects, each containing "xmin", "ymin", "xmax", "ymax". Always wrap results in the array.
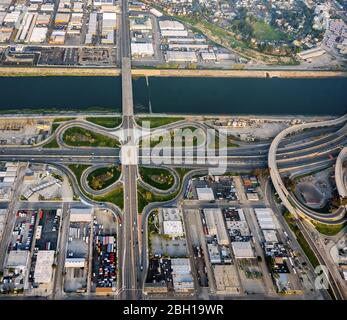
[
  {"xmin": 0, "ymin": 77, "xmax": 123, "ymax": 113},
  {"xmin": 0, "ymin": 76, "xmax": 346, "ymax": 115}
]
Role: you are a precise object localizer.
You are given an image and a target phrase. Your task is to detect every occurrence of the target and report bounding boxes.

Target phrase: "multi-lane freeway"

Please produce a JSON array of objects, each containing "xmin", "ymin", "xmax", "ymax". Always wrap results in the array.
[{"xmin": 119, "ymin": 0, "xmax": 141, "ymax": 300}]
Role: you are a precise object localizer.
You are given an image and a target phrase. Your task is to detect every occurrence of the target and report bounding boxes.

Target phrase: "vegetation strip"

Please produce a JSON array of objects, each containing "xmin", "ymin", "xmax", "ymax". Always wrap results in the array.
[
  {"xmin": 283, "ymin": 212, "xmax": 319, "ymax": 268},
  {"xmin": 87, "ymin": 165, "xmax": 121, "ymax": 191},
  {"xmin": 63, "ymin": 127, "xmax": 120, "ymax": 147},
  {"xmin": 86, "ymin": 117, "xmax": 122, "ymax": 128},
  {"xmin": 68, "ymin": 164, "xmax": 124, "ymax": 209},
  {"xmin": 136, "ymin": 117, "xmax": 184, "ymax": 128},
  {"xmin": 139, "ymin": 166, "xmax": 175, "ymax": 191},
  {"xmin": 42, "ymin": 138, "xmax": 59, "ymax": 149}
]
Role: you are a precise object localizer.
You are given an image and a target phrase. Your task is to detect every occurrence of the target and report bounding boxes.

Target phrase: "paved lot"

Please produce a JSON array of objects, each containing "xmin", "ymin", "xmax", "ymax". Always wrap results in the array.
[{"xmin": 151, "ymin": 235, "xmax": 188, "ymax": 257}]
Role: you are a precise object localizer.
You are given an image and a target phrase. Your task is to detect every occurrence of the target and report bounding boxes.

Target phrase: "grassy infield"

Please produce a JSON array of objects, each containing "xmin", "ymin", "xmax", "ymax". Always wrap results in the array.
[
  {"xmin": 68, "ymin": 164, "xmax": 124, "ymax": 209},
  {"xmin": 139, "ymin": 167, "xmax": 175, "ymax": 191},
  {"xmin": 43, "ymin": 118, "xmax": 75, "ymax": 148},
  {"xmin": 62, "ymin": 127, "xmax": 119, "ymax": 147},
  {"xmin": 69, "ymin": 164, "xmax": 182, "ymax": 214},
  {"xmin": 43, "ymin": 117, "xmax": 121, "ymax": 148},
  {"xmin": 43, "ymin": 117, "xmax": 185, "ymax": 209},
  {"xmin": 137, "ymin": 167, "xmax": 194, "ymax": 213},
  {"xmin": 87, "ymin": 166, "xmax": 121, "ymax": 191}
]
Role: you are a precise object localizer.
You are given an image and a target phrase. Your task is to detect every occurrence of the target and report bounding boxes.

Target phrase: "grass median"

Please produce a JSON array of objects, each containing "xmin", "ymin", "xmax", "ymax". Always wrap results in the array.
[
  {"xmin": 135, "ymin": 117, "xmax": 184, "ymax": 128},
  {"xmin": 137, "ymin": 185, "xmax": 178, "ymax": 214},
  {"xmin": 313, "ymin": 221, "xmax": 346, "ymax": 236},
  {"xmin": 283, "ymin": 212, "xmax": 319, "ymax": 268},
  {"xmin": 63, "ymin": 127, "xmax": 120, "ymax": 147},
  {"xmin": 86, "ymin": 117, "xmax": 122, "ymax": 128},
  {"xmin": 53, "ymin": 117, "xmax": 76, "ymax": 123},
  {"xmin": 42, "ymin": 138, "xmax": 60, "ymax": 148},
  {"xmin": 140, "ymin": 126, "xmax": 205, "ymax": 148}
]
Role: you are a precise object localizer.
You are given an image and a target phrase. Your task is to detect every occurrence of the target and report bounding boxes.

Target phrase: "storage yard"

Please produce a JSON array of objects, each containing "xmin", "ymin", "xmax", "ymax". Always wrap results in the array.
[
  {"xmin": 0, "ymin": 209, "xmax": 37, "ymax": 293},
  {"xmin": 64, "ymin": 207, "xmax": 92, "ymax": 293},
  {"xmin": 91, "ymin": 208, "xmax": 118, "ymax": 295},
  {"xmin": 26, "ymin": 209, "xmax": 61, "ymax": 294},
  {"xmin": 0, "ymin": 118, "xmax": 50, "ymax": 145},
  {"xmin": 0, "ymin": 206, "xmax": 63, "ymax": 295}
]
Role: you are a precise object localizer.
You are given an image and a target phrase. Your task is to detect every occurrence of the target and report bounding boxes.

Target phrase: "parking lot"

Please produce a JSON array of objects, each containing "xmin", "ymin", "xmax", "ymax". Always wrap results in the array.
[
  {"xmin": 192, "ymin": 246, "xmax": 208, "ymax": 287},
  {"xmin": 191, "ymin": 175, "xmax": 239, "ymax": 202},
  {"xmin": 146, "ymin": 257, "xmax": 173, "ymax": 292},
  {"xmin": 35, "ymin": 209, "xmax": 60, "ymax": 251},
  {"xmin": 28, "ymin": 209, "xmax": 61, "ymax": 287},
  {"xmin": 64, "ymin": 221, "xmax": 90, "ymax": 293},
  {"xmin": 9, "ymin": 210, "xmax": 37, "ymax": 251},
  {"xmin": 91, "ymin": 209, "xmax": 117, "ymax": 293},
  {"xmin": 151, "ymin": 235, "xmax": 188, "ymax": 258}
]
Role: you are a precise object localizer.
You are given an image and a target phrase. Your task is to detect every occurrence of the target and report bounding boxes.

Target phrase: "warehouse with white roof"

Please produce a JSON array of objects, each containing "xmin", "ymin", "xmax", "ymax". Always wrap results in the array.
[
  {"xmin": 6, "ymin": 250, "xmax": 30, "ymax": 269},
  {"xmin": 203, "ymin": 208, "xmax": 229, "ymax": 245},
  {"xmin": 161, "ymin": 207, "xmax": 184, "ymax": 238},
  {"xmin": 201, "ymin": 52, "xmax": 216, "ymax": 61},
  {"xmin": 159, "ymin": 20, "xmax": 185, "ymax": 31},
  {"xmin": 34, "ymin": 250, "xmax": 55, "ymax": 283},
  {"xmin": 163, "ymin": 221, "xmax": 183, "ymax": 238},
  {"xmin": 262, "ymin": 229, "xmax": 278, "ymax": 244},
  {"xmin": 166, "ymin": 51, "xmax": 197, "ymax": 62},
  {"xmin": 196, "ymin": 187, "xmax": 215, "ymax": 201},
  {"xmin": 254, "ymin": 208, "xmax": 277, "ymax": 230},
  {"xmin": 131, "ymin": 42, "xmax": 154, "ymax": 57},
  {"xmin": 29, "ymin": 27, "xmax": 48, "ymax": 43},
  {"xmin": 171, "ymin": 258, "xmax": 194, "ymax": 293},
  {"xmin": 70, "ymin": 207, "xmax": 93, "ymax": 222},
  {"xmin": 231, "ymin": 241, "xmax": 255, "ymax": 259},
  {"xmin": 207, "ymin": 243, "xmax": 221, "ymax": 264}
]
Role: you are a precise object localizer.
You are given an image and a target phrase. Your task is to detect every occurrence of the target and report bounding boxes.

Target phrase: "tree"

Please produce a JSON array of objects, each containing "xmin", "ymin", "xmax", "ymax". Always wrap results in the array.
[
  {"xmin": 252, "ymin": 168, "xmax": 270, "ymax": 178},
  {"xmin": 283, "ymin": 176, "xmax": 295, "ymax": 191}
]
